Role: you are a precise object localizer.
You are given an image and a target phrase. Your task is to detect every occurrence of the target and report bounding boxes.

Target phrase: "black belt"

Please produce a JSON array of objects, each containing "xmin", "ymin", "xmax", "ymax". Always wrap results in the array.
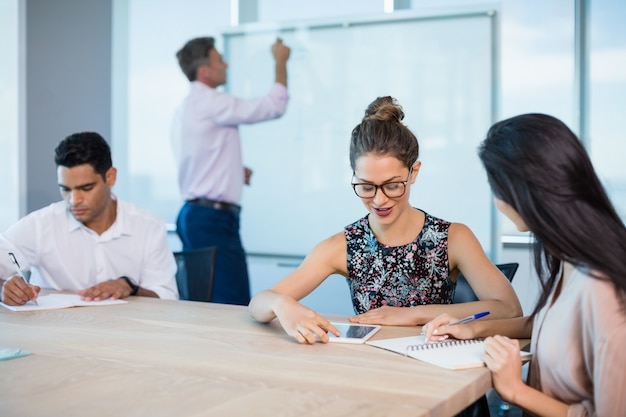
[{"xmin": 187, "ymin": 198, "xmax": 241, "ymax": 213}]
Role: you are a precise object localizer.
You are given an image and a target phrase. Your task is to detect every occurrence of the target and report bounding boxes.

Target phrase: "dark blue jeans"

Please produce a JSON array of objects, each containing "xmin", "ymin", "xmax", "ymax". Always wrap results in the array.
[{"xmin": 176, "ymin": 202, "xmax": 251, "ymax": 306}]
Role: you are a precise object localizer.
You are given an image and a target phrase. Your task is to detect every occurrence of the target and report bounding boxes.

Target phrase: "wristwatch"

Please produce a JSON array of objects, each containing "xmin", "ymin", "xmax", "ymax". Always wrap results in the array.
[{"xmin": 120, "ymin": 276, "xmax": 139, "ymax": 296}]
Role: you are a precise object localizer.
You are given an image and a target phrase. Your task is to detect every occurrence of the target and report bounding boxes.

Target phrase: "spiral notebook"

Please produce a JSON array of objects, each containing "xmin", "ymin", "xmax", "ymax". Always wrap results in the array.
[{"xmin": 367, "ymin": 335, "xmax": 530, "ymax": 370}]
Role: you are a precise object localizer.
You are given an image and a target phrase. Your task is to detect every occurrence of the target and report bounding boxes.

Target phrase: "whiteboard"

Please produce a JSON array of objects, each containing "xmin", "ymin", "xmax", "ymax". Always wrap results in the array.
[{"xmin": 223, "ymin": 9, "xmax": 496, "ymax": 257}]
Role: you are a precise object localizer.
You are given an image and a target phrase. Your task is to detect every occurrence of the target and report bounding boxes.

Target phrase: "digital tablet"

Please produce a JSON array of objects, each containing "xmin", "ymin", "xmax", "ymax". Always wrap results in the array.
[{"xmin": 326, "ymin": 322, "xmax": 381, "ymax": 344}]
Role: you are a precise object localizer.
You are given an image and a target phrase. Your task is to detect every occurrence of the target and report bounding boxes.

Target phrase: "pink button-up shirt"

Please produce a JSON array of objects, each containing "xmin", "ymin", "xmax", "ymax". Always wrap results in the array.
[{"xmin": 171, "ymin": 81, "xmax": 288, "ymax": 205}]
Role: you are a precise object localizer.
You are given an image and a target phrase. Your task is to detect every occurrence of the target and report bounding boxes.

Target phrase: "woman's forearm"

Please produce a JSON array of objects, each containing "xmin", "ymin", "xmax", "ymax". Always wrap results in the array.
[
  {"xmin": 472, "ymin": 316, "xmax": 533, "ymax": 339},
  {"xmin": 248, "ymin": 290, "xmax": 281, "ymax": 323}
]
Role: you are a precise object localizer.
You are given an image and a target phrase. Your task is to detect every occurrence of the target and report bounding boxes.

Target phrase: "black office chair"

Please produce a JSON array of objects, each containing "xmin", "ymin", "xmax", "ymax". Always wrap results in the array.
[
  {"xmin": 173, "ymin": 246, "xmax": 218, "ymax": 302},
  {"xmin": 453, "ymin": 262, "xmax": 519, "ymax": 304},
  {"xmin": 453, "ymin": 262, "xmax": 519, "ymax": 417}
]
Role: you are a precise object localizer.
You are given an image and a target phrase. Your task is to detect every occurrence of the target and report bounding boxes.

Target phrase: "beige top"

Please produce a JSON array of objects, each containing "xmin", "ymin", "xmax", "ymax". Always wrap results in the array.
[{"xmin": 529, "ymin": 267, "xmax": 626, "ymax": 416}]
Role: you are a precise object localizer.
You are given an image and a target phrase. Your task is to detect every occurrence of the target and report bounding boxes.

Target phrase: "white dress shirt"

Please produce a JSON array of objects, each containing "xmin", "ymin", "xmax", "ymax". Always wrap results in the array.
[
  {"xmin": 170, "ymin": 81, "xmax": 289, "ymax": 204},
  {"xmin": 0, "ymin": 198, "xmax": 179, "ymax": 300}
]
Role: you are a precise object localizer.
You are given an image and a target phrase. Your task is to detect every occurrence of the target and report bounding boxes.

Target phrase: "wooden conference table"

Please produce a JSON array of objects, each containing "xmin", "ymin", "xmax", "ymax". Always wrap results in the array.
[{"xmin": 1, "ymin": 294, "xmax": 495, "ymax": 417}]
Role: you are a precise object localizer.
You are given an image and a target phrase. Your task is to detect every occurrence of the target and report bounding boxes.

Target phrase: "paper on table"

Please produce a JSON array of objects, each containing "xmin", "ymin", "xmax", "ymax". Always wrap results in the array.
[{"xmin": 0, "ymin": 293, "xmax": 127, "ymax": 312}]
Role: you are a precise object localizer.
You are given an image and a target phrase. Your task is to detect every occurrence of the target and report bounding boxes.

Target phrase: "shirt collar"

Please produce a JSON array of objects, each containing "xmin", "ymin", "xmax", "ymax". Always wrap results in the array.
[
  {"xmin": 191, "ymin": 80, "xmax": 216, "ymax": 92},
  {"xmin": 66, "ymin": 194, "xmax": 131, "ymax": 239}
]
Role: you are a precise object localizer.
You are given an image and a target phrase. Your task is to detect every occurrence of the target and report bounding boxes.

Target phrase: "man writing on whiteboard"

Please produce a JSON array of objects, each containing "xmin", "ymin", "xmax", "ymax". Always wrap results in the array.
[{"xmin": 171, "ymin": 36, "xmax": 290, "ymax": 305}]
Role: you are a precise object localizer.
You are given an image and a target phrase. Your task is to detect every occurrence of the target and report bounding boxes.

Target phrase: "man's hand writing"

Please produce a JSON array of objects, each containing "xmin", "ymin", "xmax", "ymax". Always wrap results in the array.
[
  {"xmin": 271, "ymin": 38, "xmax": 291, "ymax": 63},
  {"xmin": 0, "ymin": 276, "xmax": 40, "ymax": 306}
]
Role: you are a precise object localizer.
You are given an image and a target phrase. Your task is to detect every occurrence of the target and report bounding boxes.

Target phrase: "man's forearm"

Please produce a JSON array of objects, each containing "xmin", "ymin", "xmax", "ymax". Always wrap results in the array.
[
  {"xmin": 136, "ymin": 287, "xmax": 159, "ymax": 298},
  {"xmin": 275, "ymin": 61, "xmax": 287, "ymax": 86}
]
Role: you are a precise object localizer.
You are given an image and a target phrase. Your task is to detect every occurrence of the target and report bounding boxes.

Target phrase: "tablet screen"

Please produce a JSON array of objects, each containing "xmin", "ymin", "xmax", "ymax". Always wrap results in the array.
[{"xmin": 327, "ymin": 322, "xmax": 381, "ymax": 344}]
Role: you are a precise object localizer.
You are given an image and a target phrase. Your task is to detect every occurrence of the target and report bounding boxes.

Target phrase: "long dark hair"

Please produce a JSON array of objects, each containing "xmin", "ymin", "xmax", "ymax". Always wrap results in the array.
[
  {"xmin": 478, "ymin": 113, "xmax": 626, "ymax": 316},
  {"xmin": 349, "ymin": 96, "xmax": 419, "ymax": 170}
]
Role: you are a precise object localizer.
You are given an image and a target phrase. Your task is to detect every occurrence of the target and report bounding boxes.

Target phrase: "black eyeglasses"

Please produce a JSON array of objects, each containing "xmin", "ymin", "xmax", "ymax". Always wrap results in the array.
[{"xmin": 351, "ymin": 169, "xmax": 412, "ymax": 199}]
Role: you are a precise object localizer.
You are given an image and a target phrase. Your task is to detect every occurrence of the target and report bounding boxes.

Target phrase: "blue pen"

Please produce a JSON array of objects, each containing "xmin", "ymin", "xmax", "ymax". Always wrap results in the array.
[
  {"xmin": 8, "ymin": 252, "xmax": 38, "ymax": 305},
  {"xmin": 449, "ymin": 311, "xmax": 489, "ymax": 325}
]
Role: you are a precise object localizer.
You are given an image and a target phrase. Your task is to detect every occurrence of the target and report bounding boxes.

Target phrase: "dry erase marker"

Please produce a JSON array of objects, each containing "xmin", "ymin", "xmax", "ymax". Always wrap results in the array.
[
  {"xmin": 449, "ymin": 311, "xmax": 489, "ymax": 325},
  {"xmin": 8, "ymin": 252, "xmax": 38, "ymax": 305}
]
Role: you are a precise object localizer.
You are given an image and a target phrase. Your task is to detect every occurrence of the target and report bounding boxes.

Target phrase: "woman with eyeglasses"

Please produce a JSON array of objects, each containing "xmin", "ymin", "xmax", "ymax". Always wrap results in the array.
[{"xmin": 249, "ymin": 96, "xmax": 522, "ymax": 344}]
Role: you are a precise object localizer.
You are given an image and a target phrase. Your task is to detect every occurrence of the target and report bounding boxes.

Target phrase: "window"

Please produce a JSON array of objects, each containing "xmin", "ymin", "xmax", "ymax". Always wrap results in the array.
[
  {"xmin": 589, "ymin": 0, "xmax": 626, "ymax": 220},
  {"xmin": 112, "ymin": 0, "xmax": 626, "ymax": 252},
  {"xmin": 111, "ymin": 0, "xmax": 231, "ymax": 225}
]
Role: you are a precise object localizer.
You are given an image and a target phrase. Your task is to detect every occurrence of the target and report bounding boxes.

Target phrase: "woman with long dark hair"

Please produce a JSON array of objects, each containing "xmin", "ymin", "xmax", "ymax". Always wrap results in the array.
[{"xmin": 424, "ymin": 113, "xmax": 626, "ymax": 416}]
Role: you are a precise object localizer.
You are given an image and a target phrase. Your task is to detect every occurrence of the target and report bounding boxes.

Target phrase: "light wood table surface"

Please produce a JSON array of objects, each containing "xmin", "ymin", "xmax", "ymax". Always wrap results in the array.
[{"xmin": 0, "ymin": 295, "xmax": 494, "ymax": 417}]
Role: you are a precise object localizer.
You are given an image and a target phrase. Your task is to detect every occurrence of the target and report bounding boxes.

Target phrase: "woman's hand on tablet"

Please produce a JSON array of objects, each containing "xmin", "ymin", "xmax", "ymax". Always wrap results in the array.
[{"xmin": 274, "ymin": 294, "xmax": 339, "ymax": 344}]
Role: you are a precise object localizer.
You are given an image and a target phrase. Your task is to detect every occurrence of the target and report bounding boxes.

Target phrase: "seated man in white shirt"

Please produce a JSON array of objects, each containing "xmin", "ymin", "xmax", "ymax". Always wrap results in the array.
[{"xmin": 0, "ymin": 132, "xmax": 179, "ymax": 305}]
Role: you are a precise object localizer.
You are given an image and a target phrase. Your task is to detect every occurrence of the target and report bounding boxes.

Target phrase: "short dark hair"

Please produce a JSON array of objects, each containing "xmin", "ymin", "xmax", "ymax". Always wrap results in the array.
[
  {"xmin": 54, "ymin": 132, "xmax": 112, "ymax": 180},
  {"xmin": 176, "ymin": 36, "xmax": 215, "ymax": 82},
  {"xmin": 349, "ymin": 96, "xmax": 419, "ymax": 171}
]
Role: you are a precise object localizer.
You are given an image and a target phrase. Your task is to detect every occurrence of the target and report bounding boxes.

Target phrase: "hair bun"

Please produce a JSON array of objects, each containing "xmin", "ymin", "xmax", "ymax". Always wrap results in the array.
[{"xmin": 363, "ymin": 96, "xmax": 405, "ymax": 123}]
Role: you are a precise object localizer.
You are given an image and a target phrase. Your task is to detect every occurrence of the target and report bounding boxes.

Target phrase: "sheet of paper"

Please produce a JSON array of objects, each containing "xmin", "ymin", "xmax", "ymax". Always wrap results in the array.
[{"xmin": 0, "ymin": 293, "xmax": 127, "ymax": 312}]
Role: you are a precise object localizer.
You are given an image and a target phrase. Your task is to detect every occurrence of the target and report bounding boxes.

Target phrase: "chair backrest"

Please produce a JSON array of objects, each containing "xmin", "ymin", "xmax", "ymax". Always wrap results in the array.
[
  {"xmin": 453, "ymin": 262, "xmax": 519, "ymax": 304},
  {"xmin": 173, "ymin": 246, "xmax": 218, "ymax": 302}
]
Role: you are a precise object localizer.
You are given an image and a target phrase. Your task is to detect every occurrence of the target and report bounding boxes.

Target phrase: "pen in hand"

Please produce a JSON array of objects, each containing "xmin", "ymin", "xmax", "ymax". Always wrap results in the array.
[
  {"xmin": 421, "ymin": 311, "xmax": 490, "ymax": 341},
  {"xmin": 8, "ymin": 252, "xmax": 38, "ymax": 305},
  {"xmin": 449, "ymin": 311, "xmax": 489, "ymax": 325}
]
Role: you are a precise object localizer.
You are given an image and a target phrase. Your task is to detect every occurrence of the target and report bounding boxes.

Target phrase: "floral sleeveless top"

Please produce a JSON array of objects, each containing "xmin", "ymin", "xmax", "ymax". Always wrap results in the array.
[{"xmin": 344, "ymin": 210, "xmax": 455, "ymax": 314}]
